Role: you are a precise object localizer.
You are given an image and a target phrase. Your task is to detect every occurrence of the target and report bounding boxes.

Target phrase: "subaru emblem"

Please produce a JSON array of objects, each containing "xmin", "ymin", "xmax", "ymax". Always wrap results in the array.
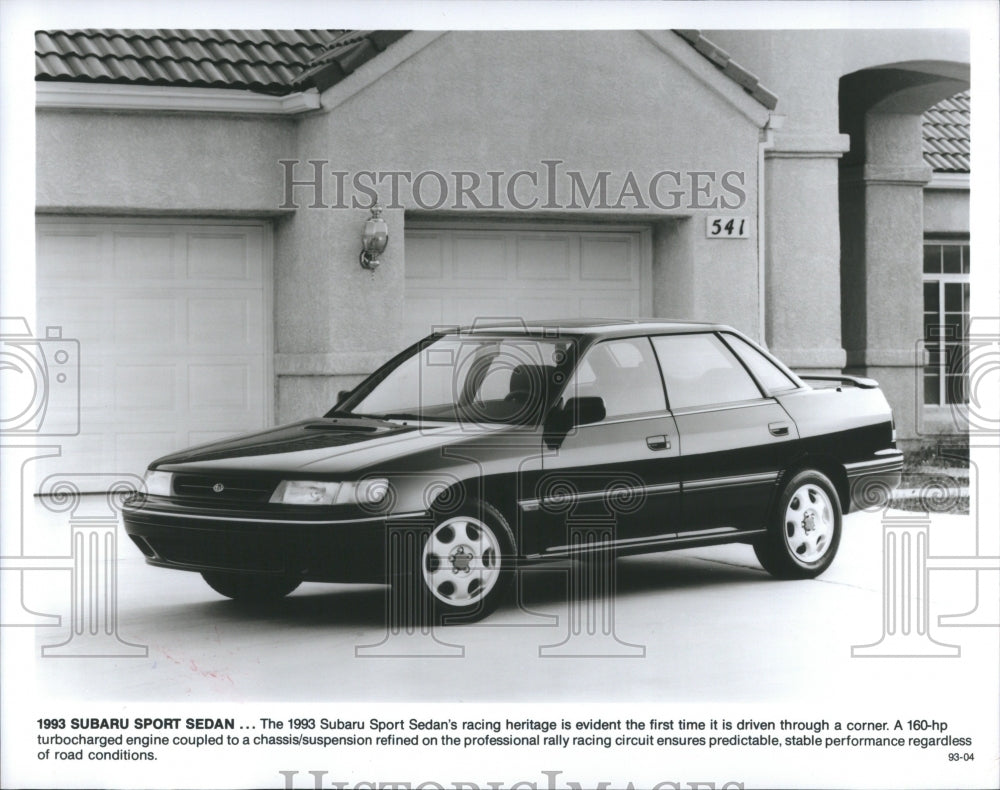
[{"xmin": 212, "ymin": 483, "xmax": 225, "ymax": 493}]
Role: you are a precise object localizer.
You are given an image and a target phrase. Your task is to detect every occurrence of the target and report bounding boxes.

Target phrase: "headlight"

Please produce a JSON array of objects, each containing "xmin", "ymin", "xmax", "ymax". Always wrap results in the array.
[
  {"xmin": 269, "ymin": 478, "xmax": 390, "ymax": 506},
  {"xmin": 143, "ymin": 469, "xmax": 173, "ymax": 497}
]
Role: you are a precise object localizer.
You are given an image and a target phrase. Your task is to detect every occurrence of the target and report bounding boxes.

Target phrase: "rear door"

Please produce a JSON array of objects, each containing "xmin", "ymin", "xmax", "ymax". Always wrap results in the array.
[{"xmin": 651, "ymin": 332, "xmax": 799, "ymax": 535}]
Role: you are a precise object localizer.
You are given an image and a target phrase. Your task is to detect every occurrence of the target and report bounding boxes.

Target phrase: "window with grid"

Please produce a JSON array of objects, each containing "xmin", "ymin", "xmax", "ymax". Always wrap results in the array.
[{"xmin": 923, "ymin": 240, "xmax": 970, "ymax": 406}]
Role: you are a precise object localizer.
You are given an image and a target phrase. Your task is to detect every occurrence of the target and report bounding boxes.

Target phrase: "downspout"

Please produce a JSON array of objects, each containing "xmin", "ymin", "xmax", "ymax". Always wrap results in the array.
[{"xmin": 757, "ymin": 114, "xmax": 781, "ymax": 346}]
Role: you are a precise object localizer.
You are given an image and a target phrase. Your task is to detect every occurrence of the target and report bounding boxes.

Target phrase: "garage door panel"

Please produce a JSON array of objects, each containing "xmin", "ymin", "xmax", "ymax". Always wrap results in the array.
[
  {"xmin": 581, "ymin": 237, "xmax": 636, "ymax": 280},
  {"xmin": 186, "ymin": 233, "xmax": 255, "ymax": 280},
  {"xmin": 581, "ymin": 295, "xmax": 638, "ymax": 315},
  {"xmin": 188, "ymin": 364, "xmax": 251, "ymax": 411},
  {"xmin": 77, "ymin": 363, "xmax": 109, "ymax": 413},
  {"xmin": 36, "ymin": 295, "xmax": 104, "ymax": 343},
  {"xmin": 403, "ymin": 233, "xmax": 444, "ymax": 279},
  {"xmin": 36, "ymin": 219, "xmax": 268, "ymax": 486},
  {"xmin": 454, "ymin": 296, "xmax": 511, "ymax": 325},
  {"xmin": 113, "ymin": 297, "xmax": 179, "ymax": 344},
  {"xmin": 114, "ymin": 431, "xmax": 180, "ymax": 476},
  {"xmin": 187, "ymin": 429, "xmax": 243, "ymax": 447},
  {"xmin": 113, "ymin": 232, "xmax": 177, "ymax": 280},
  {"xmin": 36, "ymin": 231, "xmax": 103, "ymax": 280},
  {"xmin": 186, "ymin": 297, "xmax": 258, "ymax": 346},
  {"xmin": 114, "ymin": 364, "xmax": 177, "ymax": 411},
  {"xmin": 405, "ymin": 224, "xmax": 646, "ymax": 344},
  {"xmin": 515, "ymin": 236, "xmax": 573, "ymax": 279},
  {"xmin": 516, "ymin": 295, "xmax": 582, "ymax": 317},
  {"xmin": 453, "ymin": 234, "xmax": 507, "ymax": 279}
]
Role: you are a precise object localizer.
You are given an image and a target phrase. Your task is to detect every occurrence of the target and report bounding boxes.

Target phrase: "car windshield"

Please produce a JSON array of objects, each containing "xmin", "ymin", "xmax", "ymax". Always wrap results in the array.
[{"xmin": 336, "ymin": 335, "xmax": 575, "ymax": 424}]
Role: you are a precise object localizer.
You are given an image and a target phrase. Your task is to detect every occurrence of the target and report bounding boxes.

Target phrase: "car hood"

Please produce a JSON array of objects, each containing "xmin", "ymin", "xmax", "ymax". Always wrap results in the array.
[{"xmin": 150, "ymin": 417, "xmax": 503, "ymax": 475}]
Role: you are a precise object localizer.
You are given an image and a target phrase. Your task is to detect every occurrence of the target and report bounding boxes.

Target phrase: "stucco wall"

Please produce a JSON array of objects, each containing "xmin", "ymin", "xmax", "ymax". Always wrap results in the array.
[
  {"xmin": 37, "ymin": 110, "xmax": 295, "ymax": 212},
  {"xmin": 35, "ymin": 32, "xmax": 767, "ymax": 425},
  {"xmin": 709, "ymin": 29, "xmax": 969, "ymax": 442},
  {"xmin": 276, "ymin": 30, "xmax": 765, "ymax": 420},
  {"xmin": 707, "ymin": 29, "xmax": 969, "ymax": 136},
  {"xmin": 924, "ymin": 189, "xmax": 970, "ymax": 234}
]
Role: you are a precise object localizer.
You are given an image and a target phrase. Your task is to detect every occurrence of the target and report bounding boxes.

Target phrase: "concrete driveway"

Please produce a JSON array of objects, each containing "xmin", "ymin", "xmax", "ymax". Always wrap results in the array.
[{"xmin": 18, "ymin": 501, "xmax": 996, "ymax": 705}]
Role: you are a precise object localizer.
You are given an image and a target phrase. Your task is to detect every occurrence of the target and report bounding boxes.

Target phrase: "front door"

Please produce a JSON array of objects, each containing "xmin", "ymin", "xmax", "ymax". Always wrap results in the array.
[{"xmin": 535, "ymin": 336, "xmax": 681, "ymax": 555}]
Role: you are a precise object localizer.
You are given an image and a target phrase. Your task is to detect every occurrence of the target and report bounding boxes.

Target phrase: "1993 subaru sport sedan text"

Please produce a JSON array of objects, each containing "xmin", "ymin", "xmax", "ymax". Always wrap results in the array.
[{"xmin": 123, "ymin": 320, "xmax": 903, "ymax": 623}]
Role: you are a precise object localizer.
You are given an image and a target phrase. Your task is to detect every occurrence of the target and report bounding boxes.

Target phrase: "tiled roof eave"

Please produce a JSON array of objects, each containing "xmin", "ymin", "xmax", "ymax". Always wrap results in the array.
[
  {"xmin": 35, "ymin": 28, "xmax": 345, "ymax": 95},
  {"xmin": 673, "ymin": 30, "xmax": 778, "ymax": 111}
]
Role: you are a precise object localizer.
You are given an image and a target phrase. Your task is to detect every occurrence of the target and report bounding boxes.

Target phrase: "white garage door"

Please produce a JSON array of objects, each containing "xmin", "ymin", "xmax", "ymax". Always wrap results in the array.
[
  {"xmin": 35, "ymin": 218, "xmax": 270, "ymax": 484},
  {"xmin": 404, "ymin": 223, "xmax": 649, "ymax": 343}
]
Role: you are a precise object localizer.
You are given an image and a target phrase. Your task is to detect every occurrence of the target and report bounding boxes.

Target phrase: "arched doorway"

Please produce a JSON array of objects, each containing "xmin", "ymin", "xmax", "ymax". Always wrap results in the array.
[{"xmin": 838, "ymin": 61, "xmax": 969, "ymax": 446}]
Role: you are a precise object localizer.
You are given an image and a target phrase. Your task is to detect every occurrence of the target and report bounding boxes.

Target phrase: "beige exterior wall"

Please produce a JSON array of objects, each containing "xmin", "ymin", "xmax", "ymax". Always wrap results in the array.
[
  {"xmin": 276, "ymin": 30, "xmax": 766, "ymax": 421},
  {"xmin": 708, "ymin": 29, "xmax": 969, "ymax": 443},
  {"xmin": 34, "ymin": 29, "xmax": 970, "ymax": 441},
  {"xmin": 924, "ymin": 189, "xmax": 970, "ymax": 234},
  {"xmin": 37, "ymin": 110, "xmax": 295, "ymax": 212}
]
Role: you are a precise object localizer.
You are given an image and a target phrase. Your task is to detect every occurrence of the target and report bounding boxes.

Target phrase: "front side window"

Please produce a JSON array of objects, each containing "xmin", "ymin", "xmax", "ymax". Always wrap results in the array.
[
  {"xmin": 923, "ymin": 240, "xmax": 970, "ymax": 405},
  {"xmin": 561, "ymin": 337, "xmax": 666, "ymax": 419},
  {"xmin": 340, "ymin": 335, "xmax": 573, "ymax": 424},
  {"xmin": 651, "ymin": 333, "xmax": 763, "ymax": 409}
]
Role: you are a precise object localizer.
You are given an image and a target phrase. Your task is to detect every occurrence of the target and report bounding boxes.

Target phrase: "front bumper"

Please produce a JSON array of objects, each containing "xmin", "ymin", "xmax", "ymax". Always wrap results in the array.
[
  {"xmin": 122, "ymin": 497, "xmax": 430, "ymax": 582},
  {"xmin": 844, "ymin": 449, "xmax": 905, "ymax": 512}
]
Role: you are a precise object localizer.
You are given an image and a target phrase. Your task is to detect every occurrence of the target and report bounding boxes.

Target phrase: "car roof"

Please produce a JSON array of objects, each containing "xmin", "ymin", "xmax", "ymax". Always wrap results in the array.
[{"xmin": 443, "ymin": 318, "xmax": 735, "ymax": 339}]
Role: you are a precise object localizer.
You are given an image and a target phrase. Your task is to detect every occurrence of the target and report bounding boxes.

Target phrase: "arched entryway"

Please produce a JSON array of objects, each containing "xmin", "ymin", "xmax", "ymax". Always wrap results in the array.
[{"xmin": 838, "ymin": 61, "xmax": 970, "ymax": 445}]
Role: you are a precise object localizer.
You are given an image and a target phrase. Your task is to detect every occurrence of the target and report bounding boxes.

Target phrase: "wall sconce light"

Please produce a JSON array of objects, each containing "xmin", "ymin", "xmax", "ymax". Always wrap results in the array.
[{"xmin": 360, "ymin": 203, "xmax": 389, "ymax": 270}]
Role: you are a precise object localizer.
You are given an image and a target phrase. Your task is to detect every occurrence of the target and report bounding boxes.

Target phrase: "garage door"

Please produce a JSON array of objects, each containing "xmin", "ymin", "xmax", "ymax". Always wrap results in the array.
[
  {"xmin": 35, "ymin": 218, "xmax": 269, "ymax": 485},
  {"xmin": 404, "ymin": 223, "xmax": 649, "ymax": 343}
]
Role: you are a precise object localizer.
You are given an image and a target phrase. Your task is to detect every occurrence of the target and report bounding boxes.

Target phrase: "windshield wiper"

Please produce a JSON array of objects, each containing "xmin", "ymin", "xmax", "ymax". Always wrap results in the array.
[
  {"xmin": 319, "ymin": 410, "xmax": 399, "ymax": 424},
  {"xmin": 377, "ymin": 412, "xmax": 425, "ymax": 421}
]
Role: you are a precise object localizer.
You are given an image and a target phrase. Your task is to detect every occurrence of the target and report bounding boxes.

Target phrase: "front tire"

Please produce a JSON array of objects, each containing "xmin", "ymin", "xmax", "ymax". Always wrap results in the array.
[
  {"xmin": 201, "ymin": 571, "xmax": 301, "ymax": 602},
  {"xmin": 415, "ymin": 499, "xmax": 515, "ymax": 624},
  {"xmin": 754, "ymin": 470, "xmax": 842, "ymax": 579}
]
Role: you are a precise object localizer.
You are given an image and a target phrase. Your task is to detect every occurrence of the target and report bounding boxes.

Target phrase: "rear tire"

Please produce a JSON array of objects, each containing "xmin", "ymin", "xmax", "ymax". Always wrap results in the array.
[
  {"xmin": 754, "ymin": 470, "xmax": 842, "ymax": 579},
  {"xmin": 201, "ymin": 571, "xmax": 301, "ymax": 601}
]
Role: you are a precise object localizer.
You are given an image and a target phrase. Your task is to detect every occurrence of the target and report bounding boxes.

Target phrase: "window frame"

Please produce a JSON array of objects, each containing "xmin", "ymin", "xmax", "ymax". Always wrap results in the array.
[
  {"xmin": 922, "ymin": 238, "xmax": 971, "ymax": 408},
  {"xmin": 559, "ymin": 335, "xmax": 669, "ymax": 422},
  {"xmin": 649, "ymin": 331, "xmax": 770, "ymax": 413},
  {"xmin": 716, "ymin": 331, "xmax": 801, "ymax": 396}
]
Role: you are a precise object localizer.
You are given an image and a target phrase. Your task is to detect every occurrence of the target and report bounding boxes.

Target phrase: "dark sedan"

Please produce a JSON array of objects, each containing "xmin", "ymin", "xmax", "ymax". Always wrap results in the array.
[{"xmin": 123, "ymin": 320, "xmax": 903, "ymax": 622}]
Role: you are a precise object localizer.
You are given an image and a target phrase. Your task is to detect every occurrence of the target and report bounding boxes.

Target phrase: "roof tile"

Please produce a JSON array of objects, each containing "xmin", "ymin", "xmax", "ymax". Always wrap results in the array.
[
  {"xmin": 674, "ymin": 30, "xmax": 778, "ymax": 110},
  {"xmin": 35, "ymin": 28, "xmax": 352, "ymax": 95},
  {"xmin": 922, "ymin": 91, "xmax": 969, "ymax": 172}
]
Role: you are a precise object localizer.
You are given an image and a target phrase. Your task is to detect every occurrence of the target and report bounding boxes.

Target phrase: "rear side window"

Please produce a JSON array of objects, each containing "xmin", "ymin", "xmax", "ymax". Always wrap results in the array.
[
  {"xmin": 651, "ymin": 333, "xmax": 762, "ymax": 409},
  {"xmin": 721, "ymin": 333, "xmax": 799, "ymax": 393}
]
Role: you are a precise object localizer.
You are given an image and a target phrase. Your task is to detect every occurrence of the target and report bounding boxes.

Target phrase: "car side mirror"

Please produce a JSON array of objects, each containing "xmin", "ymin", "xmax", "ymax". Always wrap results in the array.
[
  {"xmin": 566, "ymin": 396, "xmax": 606, "ymax": 427},
  {"xmin": 544, "ymin": 396, "xmax": 606, "ymax": 448},
  {"xmin": 336, "ymin": 389, "xmax": 352, "ymax": 406}
]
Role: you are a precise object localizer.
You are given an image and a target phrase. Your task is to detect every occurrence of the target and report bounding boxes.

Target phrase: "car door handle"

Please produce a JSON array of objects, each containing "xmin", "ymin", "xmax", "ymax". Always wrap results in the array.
[
  {"xmin": 646, "ymin": 435, "xmax": 671, "ymax": 451},
  {"xmin": 769, "ymin": 422, "xmax": 790, "ymax": 437}
]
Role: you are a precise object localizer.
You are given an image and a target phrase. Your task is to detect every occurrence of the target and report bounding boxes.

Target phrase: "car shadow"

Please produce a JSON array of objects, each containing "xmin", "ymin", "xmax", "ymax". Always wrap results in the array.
[{"xmin": 163, "ymin": 550, "xmax": 770, "ymax": 629}]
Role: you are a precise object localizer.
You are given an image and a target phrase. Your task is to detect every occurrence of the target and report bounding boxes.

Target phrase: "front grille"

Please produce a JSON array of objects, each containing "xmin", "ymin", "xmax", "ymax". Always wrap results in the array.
[{"xmin": 172, "ymin": 474, "xmax": 276, "ymax": 504}]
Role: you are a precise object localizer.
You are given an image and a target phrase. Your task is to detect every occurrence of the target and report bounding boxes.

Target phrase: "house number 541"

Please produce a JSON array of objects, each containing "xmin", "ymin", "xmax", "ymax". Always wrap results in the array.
[{"xmin": 707, "ymin": 216, "xmax": 750, "ymax": 238}]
